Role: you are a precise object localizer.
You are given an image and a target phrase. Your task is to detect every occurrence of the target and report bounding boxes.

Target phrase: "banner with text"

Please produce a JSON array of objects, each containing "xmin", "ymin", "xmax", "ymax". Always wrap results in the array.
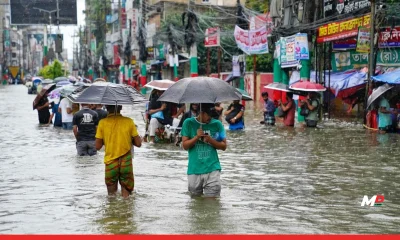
[
  {"xmin": 379, "ymin": 27, "xmax": 400, "ymax": 48},
  {"xmin": 204, "ymin": 27, "xmax": 220, "ymax": 47},
  {"xmin": 234, "ymin": 25, "xmax": 268, "ymax": 55},
  {"xmin": 317, "ymin": 14, "xmax": 370, "ymax": 43},
  {"xmin": 356, "ymin": 27, "xmax": 370, "ymax": 53}
]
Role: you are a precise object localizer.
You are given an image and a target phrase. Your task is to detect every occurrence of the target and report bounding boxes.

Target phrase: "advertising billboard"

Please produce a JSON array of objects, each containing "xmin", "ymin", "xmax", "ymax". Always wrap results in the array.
[{"xmin": 10, "ymin": 0, "xmax": 77, "ymax": 25}]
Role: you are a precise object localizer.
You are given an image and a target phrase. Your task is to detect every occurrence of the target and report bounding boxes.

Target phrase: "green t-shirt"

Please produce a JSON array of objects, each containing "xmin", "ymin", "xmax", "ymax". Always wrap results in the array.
[
  {"xmin": 305, "ymin": 99, "xmax": 319, "ymax": 121},
  {"xmin": 181, "ymin": 118, "xmax": 226, "ymax": 175}
]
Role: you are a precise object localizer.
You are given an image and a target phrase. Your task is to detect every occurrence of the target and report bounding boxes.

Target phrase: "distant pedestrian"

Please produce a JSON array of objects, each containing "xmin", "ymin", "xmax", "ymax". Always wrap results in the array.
[
  {"xmin": 35, "ymin": 93, "xmax": 50, "ymax": 124},
  {"xmin": 73, "ymin": 103, "xmax": 99, "ymax": 156},
  {"xmin": 261, "ymin": 92, "xmax": 276, "ymax": 125},
  {"xmin": 58, "ymin": 97, "xmax": 74, "ymax": 130},
  {"xmin": 48, "ymin": 100, "xmax": 62, "ymax": 127},
  {"xmin": 95, "ymin": 105, "xmax": 142, "ymax": 198},
  {"xmin": 301, "ymin": 92, "xmax": 320, "ymax": 128},
  {"xmin": 279, "ymin": 92, "xmax": 295, "ymax": 127},
  {"xmin": 94, "ymin": 104, "xmax": 108, "ymax": 121},
  {"xmin": 224, "ymin": 100, "xmax": 245, "ymax": 130}
]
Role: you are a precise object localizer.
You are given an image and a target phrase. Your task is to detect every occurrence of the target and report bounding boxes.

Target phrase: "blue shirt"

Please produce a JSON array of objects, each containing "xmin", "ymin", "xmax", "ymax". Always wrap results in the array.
[
  {"xmin": 52, "ymin": 103, "xmax": 62, "ymax": 127},
  {"xmin": 264, "ymin": 99, "xmax": 276, "ymax": 117},
  {"xmin": 378, "ymin": 98, "xmax": 392, "ymax": 128}
]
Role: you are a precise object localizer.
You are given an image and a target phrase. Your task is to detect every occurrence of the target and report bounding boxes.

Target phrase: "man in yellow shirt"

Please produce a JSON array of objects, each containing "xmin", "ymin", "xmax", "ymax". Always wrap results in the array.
[{"xmin": 95, "ymin": 105, "xmax": 142, "ymax": 198}]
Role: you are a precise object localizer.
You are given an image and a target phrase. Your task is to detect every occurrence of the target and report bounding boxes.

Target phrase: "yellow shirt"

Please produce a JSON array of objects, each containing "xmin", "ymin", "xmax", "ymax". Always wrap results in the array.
[{"xmin": 95, "ymin": 114, "xmax": 139, "ymax": 164}]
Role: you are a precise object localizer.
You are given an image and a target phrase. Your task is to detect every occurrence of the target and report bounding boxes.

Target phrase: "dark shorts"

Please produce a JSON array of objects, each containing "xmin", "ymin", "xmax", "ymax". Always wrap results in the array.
[
  {"xmin": 105, "ymin": 151, "xmax": 134, "ymax": 193},
  {"xmin": 76, "ymin": 140, "xmax": 97, "ymax": 156}
]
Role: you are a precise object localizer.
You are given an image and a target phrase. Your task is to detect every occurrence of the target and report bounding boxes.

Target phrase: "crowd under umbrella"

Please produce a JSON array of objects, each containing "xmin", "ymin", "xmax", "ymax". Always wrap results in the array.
[
  {"xmin": 71, "ymin": 82, "xmax": 146, "ymax": 105},
  {"xmin": 158, "ymin": 77, "xmax": 241, "ymax": 128},
  {"xmin": 32, "ymin": 84, "xmax": 56, "ymax": 110},
  {"xmin": 366, "ymin": 83, "xmax": 394, "ymax": 110}
]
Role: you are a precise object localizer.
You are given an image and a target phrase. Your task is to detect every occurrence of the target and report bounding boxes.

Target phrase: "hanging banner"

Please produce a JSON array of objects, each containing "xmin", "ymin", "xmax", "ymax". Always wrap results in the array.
[
  {"xmin": 356, "ymin": 27, "xmax": 370, "ymax": 53},
  {"xmin": 249, "ymin": 13, "xmax": 274, "ymax": 36},
  {"xmin": 280, "ymin": 35, "xmax": 299, "ymax": 68},
  {"xmin": 317, "ymin": 14, "xmax": 370, "ymax": 43},
  {"xmin": 234, "ymin": 25, "xmax": 268, "ymax": 55},
  {"xmin": 204, "ymin": 27, "xmax": 220, "ymax": 47},
  {"xmin": 379, "ymin": 27, "xmax": 400, "ymax": 48},
  {"xmin": 294, "ymin": 33, "xmax": 309, "ymax": 60}
]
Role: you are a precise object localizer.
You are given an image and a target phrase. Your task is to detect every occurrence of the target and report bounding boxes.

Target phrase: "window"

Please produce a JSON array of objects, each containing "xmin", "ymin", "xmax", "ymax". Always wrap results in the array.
[
  {"xmin": 11, "ymin": 42, "xmax": 16, "ymax": 47},
  {"xmin": 12, "ymin": 53, "xmax": 17, "ymax": 58},
  {"xmin": 202, "ymin": 0, "xmax": 210, "ymax": 2}
]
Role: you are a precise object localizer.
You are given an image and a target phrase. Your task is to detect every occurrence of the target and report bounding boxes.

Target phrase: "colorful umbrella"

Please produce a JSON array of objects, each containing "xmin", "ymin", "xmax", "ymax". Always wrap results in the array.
[
  {"xmin": 289, "ymin": 81, "xmax": 326, "ymax": 92},
  {"xmin": 144, "ymin": 79, "xmax": 176, "ymax": 91}
]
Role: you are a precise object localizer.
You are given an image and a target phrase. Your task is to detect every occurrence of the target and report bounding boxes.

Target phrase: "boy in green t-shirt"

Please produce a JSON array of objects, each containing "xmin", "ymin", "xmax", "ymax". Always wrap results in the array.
[{"xmin": 181, "ymin": 103, "xmax": 227, "ymax": 198}]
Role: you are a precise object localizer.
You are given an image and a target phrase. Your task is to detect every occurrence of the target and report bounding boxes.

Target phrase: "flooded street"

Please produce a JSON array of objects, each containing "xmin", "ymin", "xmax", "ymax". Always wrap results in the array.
[{"xmin": 1, "ymin": 84, "xmax": 400, "ymax": 234}]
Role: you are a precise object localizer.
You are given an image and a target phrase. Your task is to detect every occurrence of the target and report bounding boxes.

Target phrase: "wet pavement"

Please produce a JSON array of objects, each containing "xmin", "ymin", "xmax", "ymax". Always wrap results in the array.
[{"xmin": 0, "ymin": 84, "xmax": 399, "ymax": 234}]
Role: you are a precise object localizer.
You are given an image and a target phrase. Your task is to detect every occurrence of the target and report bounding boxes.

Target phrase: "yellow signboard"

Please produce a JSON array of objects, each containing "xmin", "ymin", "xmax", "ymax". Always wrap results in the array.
[{"xmin": 9, "ymin": 66, "xmax": 19, "ymax": 79}]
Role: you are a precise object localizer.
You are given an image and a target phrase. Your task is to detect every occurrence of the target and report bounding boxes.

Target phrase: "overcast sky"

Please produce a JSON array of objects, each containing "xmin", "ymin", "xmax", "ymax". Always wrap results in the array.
[{"xmin": 58, "ymin": 0, "xmax": 86, "ymax": 60}]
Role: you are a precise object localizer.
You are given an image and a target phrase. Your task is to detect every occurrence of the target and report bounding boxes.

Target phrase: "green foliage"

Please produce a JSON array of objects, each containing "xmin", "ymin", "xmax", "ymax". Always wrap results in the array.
[
  {"xmin": 245, "ymin": 0, "xmax": 269, "ymax": 13},
  {"xmin": 38, "ymin": 60, "xmax": 65, "ymax": 79},
  {"xmin": 86, "ymin": 0, "xmax": 111, "ymax": 57},
  {"xmin": 246, "ymin": 54, "xmax": 273, "ymax": 72}
]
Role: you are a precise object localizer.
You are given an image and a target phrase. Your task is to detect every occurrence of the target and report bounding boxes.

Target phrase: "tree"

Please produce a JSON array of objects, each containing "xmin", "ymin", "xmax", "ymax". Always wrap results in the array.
[{"xmin": 38, "ymin": 60, "xmax": 66, "ymax": 79}]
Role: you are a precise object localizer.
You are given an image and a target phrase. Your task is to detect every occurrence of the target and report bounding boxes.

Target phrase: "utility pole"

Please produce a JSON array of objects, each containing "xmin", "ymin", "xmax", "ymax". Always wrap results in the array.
[
  {"xmin": 365, "ymin": 0, "xmax": 375, "ymax": 123},
  {"xmin": 188, "ymin": 0, "xmax": 198, "ymax": 77},
  {"xmin": 139, "ymin": 0, "xmax": 147, "ymax": 94},
  {"xmin": 118, "ymin": 0, "xmax": 124, "ymax": 84}
]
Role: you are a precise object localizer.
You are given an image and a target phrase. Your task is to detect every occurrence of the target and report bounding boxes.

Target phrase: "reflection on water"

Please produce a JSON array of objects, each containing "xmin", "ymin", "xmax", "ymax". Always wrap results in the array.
[
  {"xmin": 1, "ymin": 85, "xmax": 400, "ymax": 233},
  {"xmin": 96, "ymin": 198, "xmax": 137, "ymax": 234}
]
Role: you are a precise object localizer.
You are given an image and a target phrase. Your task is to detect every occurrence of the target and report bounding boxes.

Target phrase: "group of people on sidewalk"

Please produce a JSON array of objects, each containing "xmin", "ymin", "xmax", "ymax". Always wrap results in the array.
[{"xmin": 261, "ymin": 91, "xmax": 320, "ymax": 128}]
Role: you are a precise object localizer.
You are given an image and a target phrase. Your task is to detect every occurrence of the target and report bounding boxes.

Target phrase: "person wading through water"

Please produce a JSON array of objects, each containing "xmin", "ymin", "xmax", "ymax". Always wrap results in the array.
[
  {"xmin": 181, "ymin": 103, "xmax": 227, "ymax": 198},
  {"xmin": 95, "ymin": 105, "xmax": 142, "ymax": 198}
]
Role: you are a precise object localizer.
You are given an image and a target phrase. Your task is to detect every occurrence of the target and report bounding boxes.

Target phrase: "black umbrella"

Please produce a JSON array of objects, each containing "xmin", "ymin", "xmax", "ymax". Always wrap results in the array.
[
  {"xmin": 33, "ymin": 83, "xmax": 56, "ymax": 110},
  {"xmin": 72, "ymin": 82, "xmax": 146, "ymax": 105},
  {"xmin": 157, "ymin": 77, "xmax": 241, "ymax": 104}
]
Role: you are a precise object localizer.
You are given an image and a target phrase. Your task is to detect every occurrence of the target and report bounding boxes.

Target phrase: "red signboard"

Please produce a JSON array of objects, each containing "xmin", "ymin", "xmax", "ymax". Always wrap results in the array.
[
  {"xmin": 317, "ymin": 14, "xmax": 370, "ymax": 43},
  {"xmin": 204, "ymin": 27, "xmax": 220, "ymax": 47},
  {"xmin": 379, "ymin": 27, "xmax": 400, "ymax": 48}
]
